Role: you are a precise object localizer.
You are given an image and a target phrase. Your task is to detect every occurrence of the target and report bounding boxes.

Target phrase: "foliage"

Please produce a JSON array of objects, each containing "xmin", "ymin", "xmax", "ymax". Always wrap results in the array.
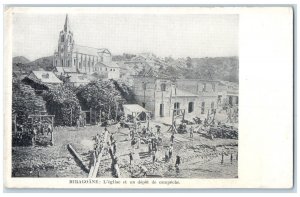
[
  {"xmin": 12, "ymin": 81, "xmax": 46, "ymax": 125},
  {"xmin": 76, "ymin": 79, "xmax": 126, "ymax": 119},
  {"xmin": 112, "ymin": 79, "xmax": 136, "ymax": 104},
  {"xmin": 42, "ymin": 85, "xmax": 81, "ymax": 126}
]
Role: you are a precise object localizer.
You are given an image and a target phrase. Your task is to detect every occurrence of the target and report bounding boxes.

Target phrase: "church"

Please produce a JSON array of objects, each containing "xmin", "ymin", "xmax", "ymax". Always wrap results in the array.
[{"xmin": 53, "ymin": 14, "xmax": 120, "ymax": 79}]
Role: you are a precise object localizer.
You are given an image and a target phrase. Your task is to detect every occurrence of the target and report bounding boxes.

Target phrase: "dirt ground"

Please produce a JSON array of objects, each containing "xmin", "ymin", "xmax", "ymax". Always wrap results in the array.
[{"xmin": 12, "ymin": 120, "xmax": 238, "ymax": 178}]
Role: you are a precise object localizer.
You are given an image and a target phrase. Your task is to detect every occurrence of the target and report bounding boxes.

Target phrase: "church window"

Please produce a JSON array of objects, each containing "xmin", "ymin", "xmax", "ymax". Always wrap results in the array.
[
  {"xmin": 161, "ymin": 83, "xmax": 166, "ymax": 91},
  {"xmin": 61, "ymin": 59, "xmax": 64, "ymax": 66},
  {"xmin": 74, "ymin": 59, "xmax": 76, "ymax": 65},
  {"xmin": 61, "ymin": 35, "xmax": 64, "ymax": 42}
]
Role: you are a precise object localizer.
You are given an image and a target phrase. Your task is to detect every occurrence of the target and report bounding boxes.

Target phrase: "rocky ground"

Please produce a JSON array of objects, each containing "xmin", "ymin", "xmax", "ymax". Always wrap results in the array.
[{"xmin": 12, "ymin": 120, "xmax": 238, "ymax": 178}]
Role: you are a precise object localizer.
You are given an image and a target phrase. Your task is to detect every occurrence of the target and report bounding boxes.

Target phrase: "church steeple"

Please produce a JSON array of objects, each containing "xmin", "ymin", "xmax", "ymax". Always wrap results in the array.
[{"xmin": 64, "ymin": 14, "xmax": 70, "ymax": 32}]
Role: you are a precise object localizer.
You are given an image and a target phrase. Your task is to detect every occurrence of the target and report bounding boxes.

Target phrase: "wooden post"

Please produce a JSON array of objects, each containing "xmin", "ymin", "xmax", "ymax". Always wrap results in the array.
[
  {"xmin": 99, "ymin": 109, "xmax": 102, "ymax": 126},
  {"xmin": 51, "ymin": 116, "xmax": 54, "ymax": 146},
  {"xmin": 67, "ymin": 144, "xmax": 89, "ymax": 173},
  {"xmin": 115, "ymin": 101, "xmax": 118, "ymax": 122},
  {"xmin": 70, "ymin": 108, "xmax": 73, "ymax": 126},
  {"xmin": 108, "ymin": 105, "xmax": 111, "ymax": 120},
  {"xmin": 90, "ymin": 108, "xmax": 92, "ymax": 125},
  {"xmin": 14, "ymin": 114, "xmax": 17, "ymax": 133}
]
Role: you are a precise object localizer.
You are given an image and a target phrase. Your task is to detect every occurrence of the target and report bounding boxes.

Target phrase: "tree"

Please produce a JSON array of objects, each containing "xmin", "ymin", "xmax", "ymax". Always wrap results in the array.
[
  {"xmin": 42, "ymin": 85, "xmax": 81, "ymax": 126},
  {"xmin": 186, "ymin": 56, "xmax": 192, "ymax": 68},
  {"xmin": 76, "ymin": 79, "xmax": 125, "ymax": 120},
  {"xmin": 12, "ymin": 81, "xmax": 46, "ymax": 125}
]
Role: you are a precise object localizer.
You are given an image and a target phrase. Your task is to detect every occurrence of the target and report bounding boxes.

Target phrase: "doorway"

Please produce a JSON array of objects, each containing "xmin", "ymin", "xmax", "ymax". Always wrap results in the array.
[{"xmin": 160, "ymin": 104, "xmax": 164, "ymax": 117}]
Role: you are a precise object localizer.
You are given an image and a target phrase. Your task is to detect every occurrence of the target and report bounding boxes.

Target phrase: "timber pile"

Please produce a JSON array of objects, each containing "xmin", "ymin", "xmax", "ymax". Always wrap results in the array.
[{"xmin": 209, "ymin": 125, "xmax": 238, "ymax": 139}]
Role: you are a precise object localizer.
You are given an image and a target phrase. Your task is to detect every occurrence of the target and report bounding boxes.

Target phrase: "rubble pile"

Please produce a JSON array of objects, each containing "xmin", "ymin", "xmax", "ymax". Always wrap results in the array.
[{"xmin": 209, "ymin": 125, "xmax": 238, "ymax": 139}]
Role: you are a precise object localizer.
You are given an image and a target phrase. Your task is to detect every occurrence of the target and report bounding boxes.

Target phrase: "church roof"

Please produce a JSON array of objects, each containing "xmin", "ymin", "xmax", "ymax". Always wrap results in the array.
[{"xmin": 73, "ymin": 45, "xmax": 111, "ymax": 57}]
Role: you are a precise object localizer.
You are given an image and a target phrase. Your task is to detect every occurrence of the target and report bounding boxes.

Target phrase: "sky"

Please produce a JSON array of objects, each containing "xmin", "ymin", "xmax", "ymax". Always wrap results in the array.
[{"xmin": 12, "ymin": 13, "xmax": 238, "ymax": 61}]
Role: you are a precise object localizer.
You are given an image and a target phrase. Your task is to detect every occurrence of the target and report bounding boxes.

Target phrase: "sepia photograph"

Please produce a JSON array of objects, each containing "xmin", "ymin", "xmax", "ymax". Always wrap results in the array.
[
  {"xmin": 3, "ymin": 6, "xmax": 293, "ymax": 189},
  {"xmin": 10, "ymin": 11, "xmax": 239, "ymax": 179}
]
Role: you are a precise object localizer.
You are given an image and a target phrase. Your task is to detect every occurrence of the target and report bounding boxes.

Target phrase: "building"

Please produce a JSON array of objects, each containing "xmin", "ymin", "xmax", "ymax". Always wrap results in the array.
[
  {"xmin": 217, "ymin": 81, "xmax": 239, "ymax": 106},
  {"xmin": 94, "ymin": 62, "xmax": 120, "ymax": 79},
  {"xmin": 132, "ymin": 76, "xmax": 210, "ymax": 120},
  {"xmin": 176, "ymin": 79, "xmax": 219, "ymax": 115},
  {"xmin": 53, "ymin": 14, "xmax": 119, "ymax": 78},
  {"xmin": 26, "ymin": 71, "xmax": 63, "ymax": 85},
  {"xmin": 65, "ymin": 73, "xmax": 90, "ymax": 87}
]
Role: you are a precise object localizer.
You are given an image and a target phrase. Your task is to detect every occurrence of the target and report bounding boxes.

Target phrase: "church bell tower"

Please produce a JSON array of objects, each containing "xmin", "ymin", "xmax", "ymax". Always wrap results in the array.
[{"xmin": 54, "ymin": 14, "xmax": 75, "ymax": 68}]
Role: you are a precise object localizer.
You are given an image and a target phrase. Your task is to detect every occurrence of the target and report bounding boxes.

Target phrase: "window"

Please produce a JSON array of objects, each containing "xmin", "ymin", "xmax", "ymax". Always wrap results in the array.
[
  {"xmin": 142, "ymin": 102, "xmax": 146, "ymax": 108},
  {"xmin": 79, "ymin": 62, "xmax": 82, "ymax": 69},
  {"xmin": 61, "ymin": 35, "xmax": 64, "ymax": 42},
  {"xmin": 203, "ymin": 83, "xmax": 207, "ymax": 92},
  {"xmin": 174, "ymin": 102, "xmax": 180, "ymax": 115},
  {"xmin": 218, "ymin": 95, "xmax": 222, "ymax": 103},
  {"xmin": 161, "ymin": 83, "xmax": 166, "ymax": 91},
  {"xmin": 74, "ymin": 59, "xmax": 76, "ymax": 65},
  {"xmin": 201, "ymin": 102, "xmax": 205, "ymax": 114},
  {"xmin": 61, "ymin": 59, "xmax": 64, "ymax": 66},
  {"xmin": 188, "ymin": 102, "xmax": 194, "ymax": 113},
  {"xmin": 211, "ymin": 102, "xmax": 215, "ymax": 109},
  {"xmin": 142, "ymin": 83, "xmax": 147, "ymax": 90},
  {"xmin": 68, "ymin": 60, "xmax": 70, "ymax": 67}
]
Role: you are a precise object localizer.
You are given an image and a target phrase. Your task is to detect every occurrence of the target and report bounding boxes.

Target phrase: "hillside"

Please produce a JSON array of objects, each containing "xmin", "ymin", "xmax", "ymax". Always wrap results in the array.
[
  {"xmin": 135, "ymin": 56, "xmax": 239, "ymax": 83},
  {"xmin": 13, "ymin": 56, "xmax": 30, "ymax": 64},
  {"xmin": 13, "ymin": 56, "xmax": 54, "ymax": 74}
]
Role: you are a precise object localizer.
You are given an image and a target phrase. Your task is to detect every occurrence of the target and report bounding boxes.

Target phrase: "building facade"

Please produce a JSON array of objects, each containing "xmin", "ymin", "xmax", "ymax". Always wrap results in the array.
[
  {"xmin": 132, "ymin": 76, "xmax": 217, "ymax": 120},
  {"xmin": 53, "ymin": 14, "xmax": 119, "ymax": 78}
]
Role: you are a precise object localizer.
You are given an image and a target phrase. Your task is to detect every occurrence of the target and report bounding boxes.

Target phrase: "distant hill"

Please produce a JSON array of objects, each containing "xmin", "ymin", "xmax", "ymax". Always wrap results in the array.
[
  {"xmin": 13, "ymin": 56, "xmax": 30, "ymax": 64},
  {"xmin": 13, "ymin": 56, "xmax": 54, "ymax": 74},
  {"xmin": 135, "ymin": 56, "xmax": 239, "ymax": 83}
]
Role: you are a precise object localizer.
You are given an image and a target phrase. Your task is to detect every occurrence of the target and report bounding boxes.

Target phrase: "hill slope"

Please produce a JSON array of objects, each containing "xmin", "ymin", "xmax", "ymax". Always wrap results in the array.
[
  {"xmin": 13, "ymin": 56, "xmax": 54, "ymax": 74},
  {"xmin": 13, "ymin": 56, "xmax": 30, "ymax": 64}
]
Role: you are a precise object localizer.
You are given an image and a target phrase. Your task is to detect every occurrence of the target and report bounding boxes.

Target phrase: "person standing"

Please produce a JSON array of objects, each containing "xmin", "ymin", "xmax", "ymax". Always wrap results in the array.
[
  {"xmin": 170, "ymin": 133, "xmax": 175, "ymax": 144},
  {"xmin": 189, "ymin": 126, "xmax": 194, "ymax": 138},
  {"xmin": 136, "ymin": 136, "xmax": 141, "ymax": 149},
  {"xmin": 169, "ymin": 144, "xmax": 173, "ymax": 159},
  {"xmin": 129, "ymin": 152, "xmax": 133, "ymax": 165},
  {"xmin": 175, "ymin": 155, "xmax": 181, "ymax": 167},
  {"xmin": 165, "ymin": 147, "xmax": 169, "ymax": 162}
]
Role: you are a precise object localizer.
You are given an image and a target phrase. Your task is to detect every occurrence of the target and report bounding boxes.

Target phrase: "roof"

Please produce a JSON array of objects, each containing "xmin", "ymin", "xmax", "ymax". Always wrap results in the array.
[
  {"xmin": 95, "ymin": 61, "xmax": 120, "ymax": 68},
  {"xmin": 55, "ymin": 67, "xmax": 65, "ymax": 74},
  {"xmin": 63, "ymin": 66, "xmax": 77, "ymax": 73},
  {"xmin": 73, "ymin": 45, "xmax": 111, "ymax": 57},
  {"xmin": 67, "ymin": 74, "xmax": 90, "ymax": 83},
  {"xmin": 29, "ymin": 71, "xmax": 62, "ymax": 84},
  {"xmin": 219, "ymin": 81, "xmax": 239, "ymax": 88},
  {"xmin": 171, "ymin": 87, "xmax": 198, "ymax": 97},
  {"xmin": 123, "ymin": 104, "xmax": 149, "ymax": 114},
  {"xmin": 54, "ymin": 66, "xmax": 77, "ymax": 73}
]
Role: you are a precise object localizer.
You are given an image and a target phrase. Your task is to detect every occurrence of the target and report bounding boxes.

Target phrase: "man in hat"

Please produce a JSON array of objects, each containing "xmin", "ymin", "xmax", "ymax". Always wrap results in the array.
[{"xmin": 189, "ymin": 126, "xmax": 194, "ymax": 138}]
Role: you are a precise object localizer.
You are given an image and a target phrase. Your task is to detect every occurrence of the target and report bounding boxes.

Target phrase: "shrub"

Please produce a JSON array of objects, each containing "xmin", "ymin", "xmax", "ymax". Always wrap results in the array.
[
  {"xmin": 12, "ymin": 81, "xmax": 46, "ymax": 125},
  {"xmin": 42, "ymin": 85, "xmax": 81, "ymax": 126}
]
